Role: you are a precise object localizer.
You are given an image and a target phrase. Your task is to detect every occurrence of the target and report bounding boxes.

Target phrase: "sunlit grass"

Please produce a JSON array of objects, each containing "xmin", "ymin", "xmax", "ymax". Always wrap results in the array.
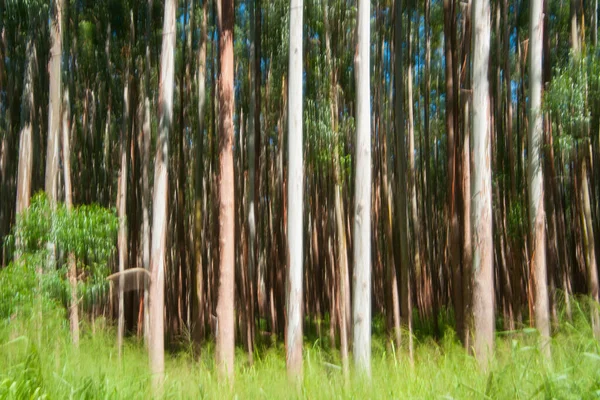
[{"xmin": 2, "ymin": 303, "xmax": 600, "ymax": 399}]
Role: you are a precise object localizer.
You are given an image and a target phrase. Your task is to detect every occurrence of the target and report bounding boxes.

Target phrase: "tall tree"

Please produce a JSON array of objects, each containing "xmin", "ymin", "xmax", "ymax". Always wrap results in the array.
[
  {"xmin": 45, "ymin": 0, "xmax": 63, "ymax": 203},
  {"xmin": 286, "ymin": 0, "xmax": 304, "ymax": 381},
  {"xmin": 117, "ymin": 10, "xmax": 133, "ymax": 358},
  {"xmin": 215, "ymin": 0, "xmax": 236, "ymax": 381},
  {"xmin": 353, "ymin": 0, "xmax": 372, "ymax": 378},
  {"xmin": 527, "ymin": 0, "xmax": 550, "ymax": 356},
  {"xmin": 149, "ymin": 0, "xmax": 176, "ymax": 386},
  {"xmin": 394, "ymin": 0, "xmax": 412, "ymax": 356},
  {"xmin": 62, "ymin": 89, "xmax": 79, "ymax": 347},
  {"xmin": 471, "ymin": 0, "xmax": 494, "ymax": 367},
  {"xmin": 15, "ymin": 35, "xmax": 36, "ymax": 217}
]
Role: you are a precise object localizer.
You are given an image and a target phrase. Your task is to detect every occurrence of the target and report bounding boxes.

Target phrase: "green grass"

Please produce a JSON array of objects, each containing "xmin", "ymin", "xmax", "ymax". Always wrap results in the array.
[{"xmin": 2, "ymin": 304, "xmax": 600, "ymax": 399}]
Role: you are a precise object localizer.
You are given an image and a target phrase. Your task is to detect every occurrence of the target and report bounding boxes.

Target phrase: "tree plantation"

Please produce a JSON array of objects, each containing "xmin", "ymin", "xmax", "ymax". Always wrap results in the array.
[{"xmin": 2, "ymin": 0, "xmax": 600, "ymax": 397}]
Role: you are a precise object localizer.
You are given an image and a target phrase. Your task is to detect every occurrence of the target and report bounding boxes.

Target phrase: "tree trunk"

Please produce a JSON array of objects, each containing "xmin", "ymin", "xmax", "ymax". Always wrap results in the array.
[
  {"xmin": 471, "ymin": 0, "xmax": 494, "ymax": 368},
  {"xmin": 46, "ymin": 0, "xmax": 63, "ymax": 203},
  {"xmin": 149, "ymin": 0, "xmax": 176, "ymax": 387},
  {"xmin": 286, "ymin": 0, "xmax": 304, "ymax": 380},
  {"xmin": 353, "ymin": 0, "xmax": 371, "ymax": 378},
  {"xmin": 215, "ymin": 0, "xmax": 236, "ymax": 382},
  {"xmin": 141, "ymin": 0, "xmax": 153, "ymax": 347},
  {"xmin": 16, "ymin": 35, "xmax": 36, "ymax": 217},
  {"xmin": 527, "ymin": 0, "xmax": 550, "ymax": 356},
  {"xmin": 395, "ymin": 0, "xmax": 413, "ymax": 359},
  {"xmin": 118, "ymin": 11, "xmax": 132, "ymax": 358},
  {"xmin": 193, "ymin": 0, "xmax": 208, "ymax": 349},
  {"xmin": 579, "ymin": 156, "xmax": 600, "ymax": 338},
  {"xmin": 443, "ymin": 0, "xmax": 463, "ymax": 342},
  {"xmin": 61, "ymin": 89, "xmax": 79, "ymax": 347}
]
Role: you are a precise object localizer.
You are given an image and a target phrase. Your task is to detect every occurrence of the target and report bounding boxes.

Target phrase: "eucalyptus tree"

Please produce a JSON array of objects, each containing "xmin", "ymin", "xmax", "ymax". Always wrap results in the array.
[
  {"xmin": 45, "ymin": 0, "xmax": 63, "ymax": 204},
  {"xmin": 16, "ymin": 31, "xmax": 36, "ymax": 217},
  {"xmin": 149, "ymin": 0, "xmax": 176, "ymax": 385},
  {"xmin": 353, "ymin": 0, "xmax": 372, "ymax": 378},
  {"xmin": 286, "ymin": 0, "xmax": 304, "ymax": 380},
  {"xmin": 394, "ymin": 0, "xmax": 412, "ymax": 356},
  {"xmin": 471, "ymin": 0, "xmax": 494, "ymax": 368},
  {"xmin": 215, "ymin": 0, "xmax": 236, "ymax": 381},
  {"xmin": 527, "ymin": 0, "xmax": 550, "ymax": 356}
]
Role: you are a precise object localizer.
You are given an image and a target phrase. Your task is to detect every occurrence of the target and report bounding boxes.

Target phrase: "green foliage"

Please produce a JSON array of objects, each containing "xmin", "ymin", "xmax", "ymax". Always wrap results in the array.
[
  {"xmin": 544, "ymin": 55, "xmax": 590, "ymax": 136},
  {"xmin": 2, "ymin": 304, "xmax": 600, "ymax": 398},
  {"xmin": 2, "ymin": 192, "xmax": 118, "ymax": 321},
  {"xmin": 507, "ymin": 199, "xmax": 525, "ymax": 240},
  {"xmin": 9, "ymin": 192, "xmax": 118, "ymax": 266},
  {"xmin": 544, "ymin": 51, "xmax": 600, "ymax": 155}
]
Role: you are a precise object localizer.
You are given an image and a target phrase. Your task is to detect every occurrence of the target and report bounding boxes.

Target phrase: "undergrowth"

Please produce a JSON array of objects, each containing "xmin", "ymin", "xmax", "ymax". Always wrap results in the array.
[
  {"xmin": 1, "ymin": 303, "xmax": 600, "ymax": 399},
  {"xmin": 2, "ymin": 258, "xmax": 600, "ymax": 399}
]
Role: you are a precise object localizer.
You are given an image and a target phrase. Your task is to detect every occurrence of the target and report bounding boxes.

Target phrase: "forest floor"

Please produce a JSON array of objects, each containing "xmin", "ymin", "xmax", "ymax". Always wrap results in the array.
[{"xmin": 1, "ymin": 303, "xmax": 600, "ymax": 399}]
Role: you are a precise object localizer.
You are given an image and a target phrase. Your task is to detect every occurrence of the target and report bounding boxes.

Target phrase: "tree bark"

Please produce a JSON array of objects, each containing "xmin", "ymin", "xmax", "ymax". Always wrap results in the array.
[
  {"xmin": 353, "ymin": 0, "xmax": 372, "ymax": 378},
  {"xmin": 216, "ymin": 0, "xmax": 236, "ymax": 382},
  {"xmin": 45, "ymin": 0, "xmax": 63, "ymax": 203},
  {"xmin": 16, "ymin": 35, "xmax": 36, "ymax": 217},
  {"xmin": 286, "ymin": 0, "xmax": 304, "ymax": 380},
  {"xmin": 140, "ymin": 0, "xmax": 153, "ymax": 348},
  {"xmin": 471, "ymin": 0, "xmax": 494, "ymax": 368},
  {"xmin": 579, "ymin": 156, "xmax": 600, "ymax": 338},
  {"xmin": 118, "ymin": 11, "xmax": 132, "ymax": 358},
  {"xmin": 527, "ymin": 0, "xmax": 550, "ymax": 356},
  {"xmin": 61, "ymin": 89, "xmax": 79, "ymax": 348},
  {"xmin": 149, "ymin": 0, "xmax": 176, "ymax": 387}
]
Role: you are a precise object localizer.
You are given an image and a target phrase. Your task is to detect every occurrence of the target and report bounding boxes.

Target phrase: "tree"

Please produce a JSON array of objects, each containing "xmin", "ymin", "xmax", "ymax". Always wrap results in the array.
[
  {"xmin": 45, "ymin": 0, "xmax": 63, "ymax": 204},
  {"xmin": 149, "ymin": 0, "xmax": 176, "ymax": 386},
  {"xmin": 15, "ymin": 34, "xmax": 36, "ymax": 218},
  {"xmin": 394, "ymin": 0, "xmax": 412, "ymax": 357},
  {"xmin": 117, "ymin": 10, "xmax": 133, "ymax": 358},
  {"xmin": 286, "ymin": 0, "xmax": 304, "ymax": 380},
  {"xmin": 215, "ymin": 0, "xmax": 236, "ymax": 381},
  {"xmin": 471, "ymin": 0, "xmax": 494, "ymax": 368},
  {"xmin": 353, "ymin": 0, "xmax": 372, "ymax": 378},
  {"xmin": 527, "ymin": 0, "xmax": 550, "ymax": 356}
]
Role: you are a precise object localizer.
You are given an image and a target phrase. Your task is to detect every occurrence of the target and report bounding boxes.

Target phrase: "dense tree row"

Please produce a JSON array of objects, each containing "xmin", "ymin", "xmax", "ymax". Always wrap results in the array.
[{"xmin": 2, "ymin": 0, "xmax": 600, "ymax": 383}]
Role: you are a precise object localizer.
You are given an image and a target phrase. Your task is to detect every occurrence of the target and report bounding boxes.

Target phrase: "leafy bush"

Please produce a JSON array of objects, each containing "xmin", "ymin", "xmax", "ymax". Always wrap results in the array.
[{"xmin": 1, "ymin": 192, "xmax": 118, "ymax": 321}]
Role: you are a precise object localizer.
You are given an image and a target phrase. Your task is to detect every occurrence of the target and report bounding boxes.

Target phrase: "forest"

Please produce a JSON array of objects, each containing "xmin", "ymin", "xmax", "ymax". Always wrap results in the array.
[{"xmin": 2, "ymin": 0, "xmax": 600, "ymax": 397}]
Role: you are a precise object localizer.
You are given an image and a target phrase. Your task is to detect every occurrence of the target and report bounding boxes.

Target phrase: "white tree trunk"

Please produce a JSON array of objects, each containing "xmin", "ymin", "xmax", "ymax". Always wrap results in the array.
[
  {"xmin": 286, "ymin": 0, "xmax": 304, "ymax": 380},
  {"xmin": 527, "ymin": 0, "xmax": 550, "ymax": 357},
  {"xmin": 16, "ymin": 36, "xmax": 36, "ymax": 218},
  {"xmin": 215, "ymin": 0, "xmax": 236, "ymax": 382},
  {"xmin": 471, "ymin": 0, "xmax": 494, "ymax": 368},
  {"xmin": 149, "ymin": 0, "xmax": 176, "ymax": 387},
  {"xmin": 45, "ymin": 0, "xmax": 63, "ymax": 203},
  {"xmin": 353, "ymin": 0, "xmax": 372, "ymax": 378}
]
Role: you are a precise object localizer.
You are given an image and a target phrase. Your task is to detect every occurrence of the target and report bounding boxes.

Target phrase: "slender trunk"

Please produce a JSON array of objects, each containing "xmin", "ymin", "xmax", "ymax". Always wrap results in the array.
[
  {"xmin": 245, "ymin": 0, "xmax": 257, "ymax": 360},
  {"xmin": 118, "ymin": 11, "xmax": 132, "ymax": 358},
  {"xmin": 16, "ymin": 35, "xmax": 36, "ymax": 217},
  {"xmin": 216, "ymin": 0, "xmax": 236, "ymax": 381},
  {"xmin": 193, "ymin": 0, "xmax": 208, "ymax": 349},
  {"xmin": 61, "ymin": 89, "xmax": 79, "ymax": 347},
  {"xmin": 141, "ymin": 0, "xmax": 153, "ymax": 347},
  {"xmin": 471, "ymin": 0, "xmax": 494, "ymax": 368},
  {"xmin": 323, "ymin": 1, "xmax": 350, "ymax": 376},
  {"xmin": 443, "ymin": 0, "xmax": 463, "ymax": 341},
  {"xmin": 149, "ymin": 0, "xmax": 176, "ymax": 387},
  {"xmin": 353, "ymin": 0, "xmax": 372, "ymax": 377},
  {"xmin": 407, "ymin": 17, "xmax": 420, "ymax": 335},
  {"xmin": 286, "ymin": 0, "xmax": 304, "ymax": 380},
  {"xmin": 579, "ymin": 156, "xmax": 600, "ymax": 338},
  {"xmin": 528, "ymin": 0, "xmax": 550, "ymax": 356},
  {"xmin": 46, "ymin": 0, "xmax": 63, "ymax": 203},
  {"xmin": 394, "ymin": 0, "xmax": 413, "ymax": 359}
]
